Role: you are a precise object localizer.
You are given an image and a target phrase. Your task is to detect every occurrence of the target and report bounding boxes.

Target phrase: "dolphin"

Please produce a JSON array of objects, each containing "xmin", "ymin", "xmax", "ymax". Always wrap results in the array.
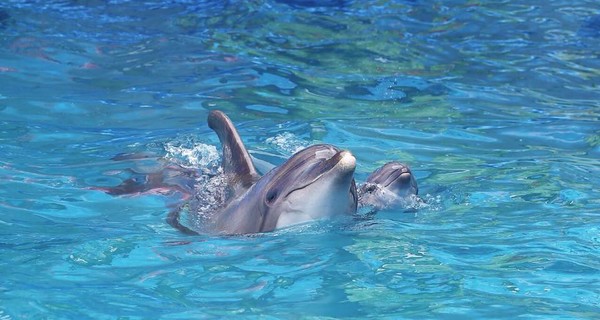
[
  {"xmin": 202, "ymin": 110, "xmax": 357, "ymax": 234},
  {"xmin": 100, "ymin": 110, "xmax": 419, "ymax": 235},
  {"xmin": 358, "ymin": 161, "xmax": 418, "ymax": 211}
]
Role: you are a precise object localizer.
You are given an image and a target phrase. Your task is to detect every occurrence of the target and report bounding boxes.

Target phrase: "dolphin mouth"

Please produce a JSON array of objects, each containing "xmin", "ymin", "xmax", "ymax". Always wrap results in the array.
[
  {"xmin": 383, "ymin": 172, "xmax": 412, "ymax": 188},
  {"xmin": 284, "ymin": 150, "xmax": 356, "ymax": 197},
  {"xmin": 382, "ymin": 165, "xmax": 412, "ymax": 188}
]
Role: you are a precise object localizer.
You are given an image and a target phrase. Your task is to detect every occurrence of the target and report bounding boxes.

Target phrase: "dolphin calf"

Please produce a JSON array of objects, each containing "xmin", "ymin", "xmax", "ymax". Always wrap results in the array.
[
  {"xmin": 101, "ymin": 110, "xmax": 419, "ymax": 235},
  {"xmin": 358, "ymin": 161, "xmax": 418, "ymax": 211}
]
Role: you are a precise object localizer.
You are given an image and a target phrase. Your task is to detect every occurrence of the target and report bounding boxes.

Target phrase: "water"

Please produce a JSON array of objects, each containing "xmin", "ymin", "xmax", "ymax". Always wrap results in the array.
[{"xmin": 1, "ymin": 0, "xmax": 599, "ymax": 318}]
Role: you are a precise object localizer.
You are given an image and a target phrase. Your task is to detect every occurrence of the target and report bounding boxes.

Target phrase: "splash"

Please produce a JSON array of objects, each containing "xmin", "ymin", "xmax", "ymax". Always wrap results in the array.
[
  {"xmin": 265, "ymin": 132, "xmax": 309, "ymax": 155},
  {"xmin": 161, "ymin": 137, "xmax": 231, "ymax": 232},
  {"xmin": 357, "ymin": 185, "xmax": 441, "ymax": 215},
  {"xmin": 184, "ymin": 170, "xmax": 227, "ymax": 233},
  {"xmin": 163, "ymin": 137, "xmax": 220, "ymax": 173}
]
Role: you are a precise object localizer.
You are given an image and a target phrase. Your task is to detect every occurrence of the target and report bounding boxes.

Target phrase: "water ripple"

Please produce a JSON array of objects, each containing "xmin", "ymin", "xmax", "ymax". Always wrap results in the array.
[{"xmin": 1, "ymin": 0, "xmax": 599, "ymax": 318}]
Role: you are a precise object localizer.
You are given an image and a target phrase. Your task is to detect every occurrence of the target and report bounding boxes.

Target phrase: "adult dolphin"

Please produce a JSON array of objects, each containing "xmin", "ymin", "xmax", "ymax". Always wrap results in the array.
[{"xmin": 201, "ymin": 110, "xmax": 357, "ymax": 234}]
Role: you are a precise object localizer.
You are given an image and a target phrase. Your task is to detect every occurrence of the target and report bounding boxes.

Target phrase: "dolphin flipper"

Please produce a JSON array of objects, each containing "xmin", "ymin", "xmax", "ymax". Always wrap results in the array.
[{"xmin": 208, "ymin": 110, "xmax": 261, "ymax": 199}]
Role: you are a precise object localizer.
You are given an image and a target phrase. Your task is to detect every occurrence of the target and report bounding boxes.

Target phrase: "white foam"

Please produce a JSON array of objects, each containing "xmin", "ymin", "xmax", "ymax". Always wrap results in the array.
[
  {"xmin": 163, "ymin": 138, "xmax": 220, "ymax": 172},
  {"xmin": 161, "ymin": 137, "xmax": 229, "ymax": 232},
  {"xmin": 265, "ymin": 132, "xmax": 309, "ymax": 155},
  {"xmin": 186, "ymin": 170, "xmax": 227, "ymax": 231}
]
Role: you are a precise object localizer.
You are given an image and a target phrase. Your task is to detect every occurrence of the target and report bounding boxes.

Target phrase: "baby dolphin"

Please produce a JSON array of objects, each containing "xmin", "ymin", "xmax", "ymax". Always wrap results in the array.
[{"xmin": 358, "ymin": 161, "xmax": 418, "ymax": 211}]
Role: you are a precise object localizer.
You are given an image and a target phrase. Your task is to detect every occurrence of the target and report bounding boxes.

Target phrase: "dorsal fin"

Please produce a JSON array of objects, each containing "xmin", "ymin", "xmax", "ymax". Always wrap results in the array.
[{"xmin": 208, "ymin": 110, "xmax": 260, "ymax": 199}]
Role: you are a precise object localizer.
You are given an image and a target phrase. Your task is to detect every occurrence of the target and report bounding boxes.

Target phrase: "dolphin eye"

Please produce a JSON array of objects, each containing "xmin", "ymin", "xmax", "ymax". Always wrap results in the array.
[
  {"xmin": 266, "ymin": 189, "xmax": 278, "ymax": 205},
  {"xmin": 365, "ymin": 184, "xmax": 377, "ymax": 193}
]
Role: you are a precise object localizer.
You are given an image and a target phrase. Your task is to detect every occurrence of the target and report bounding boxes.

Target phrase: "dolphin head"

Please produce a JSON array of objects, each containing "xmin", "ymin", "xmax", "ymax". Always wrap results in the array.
[
  {"xmin": 359, "ymin": 161, "xmax": 418, "ymax": 210},
  {"xmin": 256, "ymin": 144, "xmax": 358, "ymax": 231}
]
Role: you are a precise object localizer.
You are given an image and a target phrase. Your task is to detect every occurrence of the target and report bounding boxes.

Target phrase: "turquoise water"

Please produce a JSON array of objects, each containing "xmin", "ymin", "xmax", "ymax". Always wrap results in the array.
[{"xmin": 1, "ymin": 0, "xmax": 599, "ymax": 318}]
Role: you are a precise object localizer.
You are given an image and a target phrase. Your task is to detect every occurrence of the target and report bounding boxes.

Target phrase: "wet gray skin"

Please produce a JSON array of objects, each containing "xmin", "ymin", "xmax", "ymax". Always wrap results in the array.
[
  {"xmin": 212, "ymin": 143, "xmax": 358, "ymax": 234},
  {"xmin": 209, "ymin": 108, "xmax": 357, "ymax": 234},
  {"xmin": 358, "ymin": 161, "xmax": 418, "ymax": 211}
]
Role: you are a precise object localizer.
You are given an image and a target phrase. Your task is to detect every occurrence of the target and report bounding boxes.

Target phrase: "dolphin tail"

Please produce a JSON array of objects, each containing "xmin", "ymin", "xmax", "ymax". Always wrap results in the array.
[{"xmin": 208, "ymin": 110, "xmax": 260, "ymax": 199}]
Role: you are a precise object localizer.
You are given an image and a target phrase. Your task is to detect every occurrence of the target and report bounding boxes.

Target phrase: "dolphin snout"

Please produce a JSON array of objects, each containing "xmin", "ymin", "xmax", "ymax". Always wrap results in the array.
[{"xmin": 335, "ymin": 150, "xmax": 356, "ymax": 172}]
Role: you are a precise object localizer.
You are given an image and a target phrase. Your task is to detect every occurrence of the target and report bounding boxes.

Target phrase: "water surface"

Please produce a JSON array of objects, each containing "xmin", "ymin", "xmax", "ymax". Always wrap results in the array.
[{"xmin": 1, "ymin": 1, "xmax": 599, "ymax": 319}]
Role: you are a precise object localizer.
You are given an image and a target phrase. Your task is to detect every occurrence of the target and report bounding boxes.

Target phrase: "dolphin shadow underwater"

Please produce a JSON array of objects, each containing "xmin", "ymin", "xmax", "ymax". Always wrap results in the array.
[{"xmin": 102, "ymin": 110, "xmax": 419, "ymax": 235}]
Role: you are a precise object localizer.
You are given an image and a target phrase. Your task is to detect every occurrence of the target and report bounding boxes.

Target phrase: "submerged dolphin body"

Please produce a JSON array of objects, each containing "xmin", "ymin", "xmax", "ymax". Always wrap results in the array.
[{"xmin": 204, "ymin": 110, "xmax": 357, "ymax": 234}]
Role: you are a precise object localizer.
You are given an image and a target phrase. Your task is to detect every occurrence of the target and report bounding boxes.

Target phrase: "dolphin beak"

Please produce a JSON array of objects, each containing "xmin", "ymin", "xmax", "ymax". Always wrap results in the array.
[
  {"xmin": 336, "ymin": 150, "xmax": 356, "ymax": 171},
  {"xmin": 318, "ymin": 149, "xmax": 356, "ymax": 174},
  {"xmin": 283, "ymin": 149, "xmax": 356, "ymax": 198},
  {"xmin": 383, "ymin": 165, "xmax": 412, "ymax": 188}
]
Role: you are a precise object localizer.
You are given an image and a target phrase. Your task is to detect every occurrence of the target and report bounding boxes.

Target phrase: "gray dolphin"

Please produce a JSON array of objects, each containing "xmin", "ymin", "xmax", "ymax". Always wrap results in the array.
[
  {"xmin": 358, "ymin": 162, "xmax": 418, "ymax": 211},
  {"xmin": 205, "ymin": 110, "xmax": 357, "ymax": 234}
]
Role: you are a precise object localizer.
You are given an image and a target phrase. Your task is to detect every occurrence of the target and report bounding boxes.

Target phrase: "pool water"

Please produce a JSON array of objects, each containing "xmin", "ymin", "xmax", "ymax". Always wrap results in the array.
[{"xmin": 1, "ymin": 1, "xmax": 599, "ymax": 318}]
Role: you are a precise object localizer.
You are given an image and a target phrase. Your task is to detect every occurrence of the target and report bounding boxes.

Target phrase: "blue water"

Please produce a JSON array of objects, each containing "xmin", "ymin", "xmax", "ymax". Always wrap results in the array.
[{"xmin": 1, "ymin": 1, "xmax": 599, "ymax": 318}]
